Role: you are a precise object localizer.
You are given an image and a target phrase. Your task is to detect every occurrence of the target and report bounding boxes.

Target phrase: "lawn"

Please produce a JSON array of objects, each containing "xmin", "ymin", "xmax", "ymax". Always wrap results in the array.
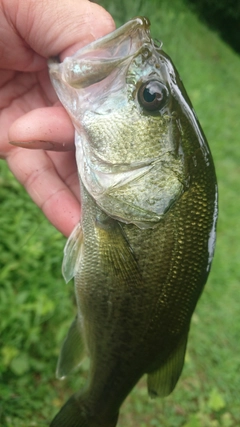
[{"xmin": 1, "ymin": 0, "xmax": 240, "ymax": 426}]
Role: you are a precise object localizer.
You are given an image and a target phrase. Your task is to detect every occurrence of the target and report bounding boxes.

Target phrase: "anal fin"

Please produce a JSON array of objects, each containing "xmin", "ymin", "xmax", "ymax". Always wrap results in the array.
[
  {"xmin": 56, "ymin": 316, "xmax": 85, "ymax": 379},
  {"xmin": 147, "ymin": 332, "xmax": 188, "ymax": 398}
]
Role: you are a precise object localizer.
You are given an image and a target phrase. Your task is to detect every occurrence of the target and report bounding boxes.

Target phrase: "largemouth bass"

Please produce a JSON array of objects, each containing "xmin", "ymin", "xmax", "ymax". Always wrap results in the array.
[{"xmin": 49, "ymin": 17, "xmax": 218, "ymax": 427}]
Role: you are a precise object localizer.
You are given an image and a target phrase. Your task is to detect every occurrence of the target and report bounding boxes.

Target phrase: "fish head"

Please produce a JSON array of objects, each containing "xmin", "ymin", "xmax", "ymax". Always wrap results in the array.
[{"xmin": 49, "ymin": 17, "xmax": 210, "ymax": 228}]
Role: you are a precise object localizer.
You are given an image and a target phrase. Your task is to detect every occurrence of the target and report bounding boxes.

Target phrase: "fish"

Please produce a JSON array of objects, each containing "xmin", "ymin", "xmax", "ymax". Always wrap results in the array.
[{"xmin": 48, "ymin": 16, "xmax": 218, "ymax": 427}]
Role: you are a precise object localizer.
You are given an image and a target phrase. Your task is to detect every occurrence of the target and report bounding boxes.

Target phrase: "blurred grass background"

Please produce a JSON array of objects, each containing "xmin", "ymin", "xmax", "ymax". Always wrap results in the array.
[{"xmin": 0, "ymin": 0, "xmax": 239, "ymax": 426}]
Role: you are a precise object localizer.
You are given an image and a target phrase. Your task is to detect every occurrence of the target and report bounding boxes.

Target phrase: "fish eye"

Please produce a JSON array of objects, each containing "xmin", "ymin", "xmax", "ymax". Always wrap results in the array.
[{"xmin": 138, "ymin": 80, "xmax": 168, "ymax": 112}]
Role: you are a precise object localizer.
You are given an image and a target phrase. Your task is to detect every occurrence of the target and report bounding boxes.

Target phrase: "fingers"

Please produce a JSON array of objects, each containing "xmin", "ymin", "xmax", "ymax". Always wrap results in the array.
[
  {"xmin": 7, "ymin": 147, "xmax": 80, "ymax": 237},
  {"xmin": 1, "ymin": 0, "xmax": 115, "ymax": 236},
  {"xmin": 0, "ymin": 0, "xmax": 46, "ymax": 72},
  {"xmin": 7, "ymin": 106, "xmax": 80, "ymax": 235},
  {"xmin": 8, "ymin": 106, "xmax": 75, "ymax": 152}
]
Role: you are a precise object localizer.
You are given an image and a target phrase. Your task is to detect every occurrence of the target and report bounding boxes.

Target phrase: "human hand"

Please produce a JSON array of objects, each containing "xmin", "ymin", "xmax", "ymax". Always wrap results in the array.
[{"xmin": 0, "ymin": 0, "xmax": 115, "ymax": 236}]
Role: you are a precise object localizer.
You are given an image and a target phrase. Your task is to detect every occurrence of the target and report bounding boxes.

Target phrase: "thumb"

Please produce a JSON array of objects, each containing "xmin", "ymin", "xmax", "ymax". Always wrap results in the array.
[{"xmin": 6, "ymin": 0, "xmax": 115, "ymax": 60}]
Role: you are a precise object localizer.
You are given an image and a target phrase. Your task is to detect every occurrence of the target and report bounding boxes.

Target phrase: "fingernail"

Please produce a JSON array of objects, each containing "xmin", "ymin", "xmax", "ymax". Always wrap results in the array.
[{"xmin": 9, "ymin": 140, "xmax": 74, "ymax": 151}]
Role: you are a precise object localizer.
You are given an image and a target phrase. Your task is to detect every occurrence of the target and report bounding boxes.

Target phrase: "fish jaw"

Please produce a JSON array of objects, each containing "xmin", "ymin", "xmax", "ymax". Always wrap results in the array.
[{"xmin": 48, "ymin": 17, "xmax": 152, "ymax": 109}]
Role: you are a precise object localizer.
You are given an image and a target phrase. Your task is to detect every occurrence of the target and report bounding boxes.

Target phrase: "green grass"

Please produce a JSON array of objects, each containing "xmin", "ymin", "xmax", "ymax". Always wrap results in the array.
[{"xmin": 1, "ymin": 0, "xmax": 240, "ymax": 425}]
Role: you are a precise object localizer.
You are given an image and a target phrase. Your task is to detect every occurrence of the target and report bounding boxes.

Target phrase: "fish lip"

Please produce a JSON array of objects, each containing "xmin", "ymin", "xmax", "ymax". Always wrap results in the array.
[
  {"xmin": 49, "ymin": 17, "xmax": 152, "ymax": 89},
  {"xmin": 71, "ymin": 16, "xmax": 151, "ymax": 57},
  {"xmin": 49, "ymin": 16, "xmax": 150, "ymax": 64}
]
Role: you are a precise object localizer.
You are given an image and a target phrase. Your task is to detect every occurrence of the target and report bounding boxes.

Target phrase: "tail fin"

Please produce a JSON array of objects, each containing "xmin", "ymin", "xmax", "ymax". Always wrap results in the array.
[{"xmin": 50, "ymin": 393, "xmax": 118, "ymax": 427}]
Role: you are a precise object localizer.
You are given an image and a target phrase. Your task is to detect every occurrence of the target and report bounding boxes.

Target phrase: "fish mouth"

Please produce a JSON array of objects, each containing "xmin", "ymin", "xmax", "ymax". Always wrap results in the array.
[{"xmin": 49, "ymin": 17, "xmax": 153, "ymax": 89}]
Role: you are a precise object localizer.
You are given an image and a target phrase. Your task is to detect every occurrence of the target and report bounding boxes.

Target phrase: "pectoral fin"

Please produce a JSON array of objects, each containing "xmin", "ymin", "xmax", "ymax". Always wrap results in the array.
[
  {"xmin": 56, "ymin": 316, "xmax": 85, "ymax": 380},
  {"xmin": 147, "ymin": 332, "xmax": 188, "ymax": 398},
  {"xmin": 95, "ymin": 216, "xmax": 142, "ymax": 284},
  {"xmin": 62, "ymin": 222, "xmax": 83, "ymax": 283}
]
